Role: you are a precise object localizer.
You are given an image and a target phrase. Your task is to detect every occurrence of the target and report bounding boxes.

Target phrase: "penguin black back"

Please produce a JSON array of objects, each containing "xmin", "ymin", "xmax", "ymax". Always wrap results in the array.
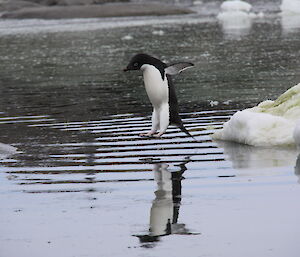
[{"xmin": 167, "ymin": 75, "xmax": 194, "ymax": 139}]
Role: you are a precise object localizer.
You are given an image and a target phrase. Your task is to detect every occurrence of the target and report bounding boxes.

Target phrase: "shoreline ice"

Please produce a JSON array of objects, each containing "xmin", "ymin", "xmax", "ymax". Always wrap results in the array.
[{"xmin": 212, "ymin": 83, "xmax": 300, "ymax": 147}]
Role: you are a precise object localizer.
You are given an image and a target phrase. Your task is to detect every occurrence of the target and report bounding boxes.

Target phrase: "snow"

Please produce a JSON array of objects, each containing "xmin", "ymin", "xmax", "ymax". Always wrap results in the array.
[{"xmin": 212, "ymin": 83, "xmax": 300, "ymax": 147}]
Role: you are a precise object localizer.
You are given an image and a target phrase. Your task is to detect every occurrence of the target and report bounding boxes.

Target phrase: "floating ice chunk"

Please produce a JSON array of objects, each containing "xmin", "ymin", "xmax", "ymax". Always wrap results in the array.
[
  {"xmin": 193, "ymin": 0, "xmax": 203, "ymax": 5},
  {"xmin": 223, "ymin": 100, "xmax": 232, "ymax": 105},
  {"xmin": 121, "ymin": 35, "xmax": 133, "ymax": 40},
  {"xmin": 213, "ymin": 110, "xmax": 295, "ymax": 146},
  {"xmin": 257, "ymin": 12, "xmax": 265, "ymax": 18},
  {"xmin": 220, "ymin": 0, "xmax": 252, "ymax": 12},
  {"xmin": 212, "ymin": 83, "xmax": 300, "ymax": 147},
  {"xmin": 217, "ymin": 10, "xmax": 252, "ymax": 30},
  {"xmin": 280, "ymin": 0, "xmax": 300, "ymax": 32},
  {"xmin": 209, "ymin": 100, "xmax": 219, "ymax": 107},
  {"xmin": 217, "ymin": 0, "xmax": 257, "ymax": 37},
  {"xmin": 280, "ymin": 0, "xmax": 300, "ymax": 14},
  {"xmin": 152, "ymin": 30, "xmax": 165, "ymax": 36},
  {"xmin": 0, "ymin": 143, "xmax": 17, "ymax": 160}
]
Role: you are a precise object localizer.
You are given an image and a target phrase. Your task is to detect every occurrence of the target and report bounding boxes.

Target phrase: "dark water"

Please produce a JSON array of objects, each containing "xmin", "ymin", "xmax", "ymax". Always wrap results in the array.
[{"xmin": 1, "ymin": 5, "xmax": 300, "ymax": 257}]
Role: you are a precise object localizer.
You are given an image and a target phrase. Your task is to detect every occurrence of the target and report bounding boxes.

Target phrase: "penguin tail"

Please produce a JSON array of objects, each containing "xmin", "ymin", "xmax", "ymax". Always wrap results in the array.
[{"xmin": 177, "ymin": 123, "xmax": 196, "ymax": 141}]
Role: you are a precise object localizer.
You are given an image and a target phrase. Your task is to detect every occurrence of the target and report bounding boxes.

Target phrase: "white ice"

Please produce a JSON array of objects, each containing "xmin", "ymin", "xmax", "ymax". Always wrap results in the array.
[
  {"xmin": 121, "ymin": 35, "xmax": 133, "ymax": 40},
  {"xmin": 219, "ymin": 0, "xmax": 252, "ymax": 12},
  {"xmin": 0, "ymin": 143, "xmax": 17, "ymax": 160},
  {"xmin": 280, "ymin": 0, "xmax": 300, "ymax": 14},
  {"xmin": 280, "ymin": 0, "xmax": 300, "ymax": 32},
  {"xmin": 217, "ymin": 0, "xmax": 263, "ymax": 37},
  {"xmin": 212, "ymin": 83, "xmax": 300, "ymax": 147}
]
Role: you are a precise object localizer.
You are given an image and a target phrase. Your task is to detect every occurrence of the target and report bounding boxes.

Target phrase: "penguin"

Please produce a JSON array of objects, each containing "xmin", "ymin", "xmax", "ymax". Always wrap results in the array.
[{"xmin": 124, "ymin": 53, "xmax": 194, "ymax": 138}]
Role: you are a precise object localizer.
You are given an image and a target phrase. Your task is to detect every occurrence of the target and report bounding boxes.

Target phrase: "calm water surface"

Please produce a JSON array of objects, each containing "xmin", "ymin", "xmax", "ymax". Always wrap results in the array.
[{"xmin": 1, "ymin": 4, "xmax": 300, "ymax": 257}]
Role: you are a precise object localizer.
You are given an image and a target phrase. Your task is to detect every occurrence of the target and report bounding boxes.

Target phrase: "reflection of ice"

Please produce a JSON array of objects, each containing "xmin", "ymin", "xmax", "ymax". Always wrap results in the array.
[
  {"xmin": 281, "ymin": 14, "xmax": 300, "ymax": 32},
  {"xmin": 280, "ymin": 0, "xmax": 300, "ymax": 32},
  {"xmin": 136, "ymin": 162, "xmax": 196, "ymax": 244},
  {"xmin": 216, "ymin": 140, "xmax": 298, "ymax": 169},
  {"xmin": 217, "ymin": 0, "xmax": 256, "ymax": 38},
  {"xmin": 0, "ymin": 143, "xmax": 17, "ymax": 160}
]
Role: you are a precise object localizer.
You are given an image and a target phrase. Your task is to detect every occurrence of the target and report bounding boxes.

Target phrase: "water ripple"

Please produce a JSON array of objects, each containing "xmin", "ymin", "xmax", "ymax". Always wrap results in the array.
[{"xmin": 1, "ymin": 110, "xmax": 236, "ymax": 191}]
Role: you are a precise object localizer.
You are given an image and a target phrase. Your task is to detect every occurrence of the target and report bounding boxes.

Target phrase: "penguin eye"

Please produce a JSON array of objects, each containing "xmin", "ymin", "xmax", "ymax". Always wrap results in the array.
[{"xmin": 133, "ymin": 62, "xmax": 139, "ymax": 67}]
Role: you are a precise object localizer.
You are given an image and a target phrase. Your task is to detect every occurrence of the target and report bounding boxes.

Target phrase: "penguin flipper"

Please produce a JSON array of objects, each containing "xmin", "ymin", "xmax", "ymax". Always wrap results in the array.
[{"xmin": 165, "ymin": 62, "xmax": 194, "ymax": 75}]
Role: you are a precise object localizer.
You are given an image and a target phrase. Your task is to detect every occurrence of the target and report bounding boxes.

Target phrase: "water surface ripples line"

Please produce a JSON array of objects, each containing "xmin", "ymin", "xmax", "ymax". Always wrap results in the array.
[{"xmin": 1, "ymin": 110, "xmax": 237, "ymax": 190}]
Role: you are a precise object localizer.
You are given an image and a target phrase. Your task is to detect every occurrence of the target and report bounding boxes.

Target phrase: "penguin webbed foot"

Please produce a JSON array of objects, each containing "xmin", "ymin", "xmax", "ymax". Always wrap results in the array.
[
  {"xmin": 153, "ymin": 132, "xmax": 164, "ymax": 138},
  {"xmin": 139, "ymin": 131, "xmax": 164, "ymax": 138},
  {"xmin": 139, "ymin": 132, "xmax": 155, "ymax": 137}
]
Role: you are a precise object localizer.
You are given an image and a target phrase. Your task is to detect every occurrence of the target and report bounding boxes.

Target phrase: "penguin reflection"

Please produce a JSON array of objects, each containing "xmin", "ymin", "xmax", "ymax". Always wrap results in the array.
[{"xmin": 137, "ymin": 162, "xmax": 192, "ymax": 244}]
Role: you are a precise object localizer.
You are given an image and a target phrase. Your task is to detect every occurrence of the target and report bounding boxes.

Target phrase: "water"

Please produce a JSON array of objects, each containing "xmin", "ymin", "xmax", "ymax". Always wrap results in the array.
[{"xmin": 1, "ymin": 1, "xmax": 300, "ymax": 256}]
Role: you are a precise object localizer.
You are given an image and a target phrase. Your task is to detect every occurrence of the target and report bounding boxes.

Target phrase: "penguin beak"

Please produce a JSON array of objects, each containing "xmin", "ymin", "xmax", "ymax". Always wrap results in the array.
[{"xmin": 123, "ymin": 68, "xmax": 129, "ymax": 72}]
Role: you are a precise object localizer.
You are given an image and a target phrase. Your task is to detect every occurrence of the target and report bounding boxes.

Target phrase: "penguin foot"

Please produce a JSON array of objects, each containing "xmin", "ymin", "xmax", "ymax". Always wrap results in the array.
[
  {"xmin": 153, "ymin": 132, "xmax": 164, "ymax": 138},
  {"xmin": 139, "ymin": 132, "xmax": 155, "ymax": 137}
]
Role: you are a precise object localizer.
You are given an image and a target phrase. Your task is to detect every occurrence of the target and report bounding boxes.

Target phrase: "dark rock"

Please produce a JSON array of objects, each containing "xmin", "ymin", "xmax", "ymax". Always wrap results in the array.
[{"xmin": 2, "ymin": 3, "xmax": 193, "ymax": 19}]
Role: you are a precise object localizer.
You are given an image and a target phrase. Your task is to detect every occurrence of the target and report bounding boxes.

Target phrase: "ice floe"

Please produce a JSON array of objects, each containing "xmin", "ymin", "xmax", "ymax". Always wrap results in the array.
[
  {"xmin": 280, "ymin": 0, "xmax": 300, "ymax": 32},
  {"xmin": 280, "ymin": 0, "xmax": 300, "ymax": 14},
  {"xmin": 121, "ymin": 34, "xmax": 133, "ymax": 40},
  {"xmin": 217, "ymin": 0, "xmax": 263, "ymax": 38},
  {"xmin": 0, "ymin": 143, "xmax": 17, "ymax": 160},
  {"xmin": 152, "ymin": 30, "xmax": 165, "ymax": 36},
  {"xmin": 212, "ymin": 83, "xmax": 300, "ymax": 147}
]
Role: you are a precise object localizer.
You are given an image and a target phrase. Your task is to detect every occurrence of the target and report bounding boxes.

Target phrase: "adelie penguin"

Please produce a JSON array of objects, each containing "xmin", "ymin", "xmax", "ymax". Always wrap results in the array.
[{"xmin": 124, "ymin": 53, "xmax": 194, "ymax": 138}]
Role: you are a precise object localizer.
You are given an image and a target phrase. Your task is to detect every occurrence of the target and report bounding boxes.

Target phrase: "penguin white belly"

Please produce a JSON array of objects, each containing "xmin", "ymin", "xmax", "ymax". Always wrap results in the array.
[
  {"xmin": 141, "ymin": 64, "xmax": 170, "ymax": 136},
  {"xmin": 141, "ymin": 64, "xmax": 169, "ymax": 108}
]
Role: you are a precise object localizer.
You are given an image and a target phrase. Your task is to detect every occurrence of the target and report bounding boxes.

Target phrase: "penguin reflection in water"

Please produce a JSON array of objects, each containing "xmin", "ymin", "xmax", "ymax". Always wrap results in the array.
[
  {"xmin": 124, "ymin": 53, "xmax": 194, "ymax": 138},
  {"xmin": 135, "ymin": 162, "xmax": 199, "ymax": 244}
]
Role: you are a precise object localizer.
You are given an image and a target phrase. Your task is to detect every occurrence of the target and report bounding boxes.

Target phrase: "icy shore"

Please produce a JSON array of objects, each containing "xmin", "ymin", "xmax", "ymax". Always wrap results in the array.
[{"xmin": 212, "ymin": 83, "xmax": 300, "ymax": 147}]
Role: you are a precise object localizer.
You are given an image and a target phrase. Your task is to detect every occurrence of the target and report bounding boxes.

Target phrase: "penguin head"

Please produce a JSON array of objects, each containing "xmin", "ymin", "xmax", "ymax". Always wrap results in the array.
[{"xmin": 123, "ymin": 53, "xmax": 165, "ymax": 72}]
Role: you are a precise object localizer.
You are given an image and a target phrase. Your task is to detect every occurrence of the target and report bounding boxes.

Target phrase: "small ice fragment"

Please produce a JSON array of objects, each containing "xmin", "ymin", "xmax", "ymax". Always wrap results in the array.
[
  {"xmin": 0, "ymin": 142, "xmax": 17, "ymax": 159},
  {"xmin": 257, "ymin": 12, "xmax": 264, "ymax": 18},
  {"xmin": 223, "ymin": 100, "xmax": 232, "ymax": 105},
  {"xmin": 209, "ymin": 100, "xmax": 219, "ymax": 107},
  {"xmin": 193, "ymin": 0, "xmax": 203, "ymax": 5},
  {"xmin": 121, "ymin": 35, "xmax": 133, "ymax": 40},
  {"xmin": 152, "ymin": 30, "xmax": 165, "ymax": 36}
]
